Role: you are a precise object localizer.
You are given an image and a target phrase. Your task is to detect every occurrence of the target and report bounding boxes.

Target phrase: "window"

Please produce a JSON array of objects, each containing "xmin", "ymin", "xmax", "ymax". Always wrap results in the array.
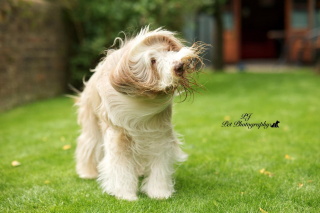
[
  {"xmin": 223, "ymin": 0, "xmax": 234, "ymax": 30},
  {"xmin": 291, "ymin": 0, "xmax": 308, "ymax": 29},
  {"xmin": 315, "ymin": 0, "xmax": 320, "ymax": 28}
]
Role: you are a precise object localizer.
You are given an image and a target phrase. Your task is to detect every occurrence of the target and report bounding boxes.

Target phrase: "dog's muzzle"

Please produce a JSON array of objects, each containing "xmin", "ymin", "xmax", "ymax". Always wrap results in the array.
[{"xmin": 174, "ymin": 62, "xmax": 185, "ymax": 76}]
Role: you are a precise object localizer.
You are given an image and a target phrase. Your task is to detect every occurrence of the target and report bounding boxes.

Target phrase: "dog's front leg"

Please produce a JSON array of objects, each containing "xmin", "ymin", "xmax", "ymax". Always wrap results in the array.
[
  {"xmin": 141, "ymin": 144, "xmax": 176, "ymax": 199},
  {"xmin": 97, "ymin": 127, "xmax": 138, "ymax": 201}
]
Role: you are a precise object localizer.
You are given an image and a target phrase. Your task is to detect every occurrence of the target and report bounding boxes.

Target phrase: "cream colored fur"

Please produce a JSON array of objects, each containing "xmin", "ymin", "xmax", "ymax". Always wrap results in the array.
[{"xmin": 75, "ymin": 27, "xmax": 203, "ymax": 201}]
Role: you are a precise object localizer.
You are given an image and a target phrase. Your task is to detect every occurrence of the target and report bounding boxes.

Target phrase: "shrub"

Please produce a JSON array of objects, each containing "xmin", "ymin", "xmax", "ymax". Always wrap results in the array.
[{"xmin": 54, "ymin": 0, "xmax": 194, "ymax": 89}]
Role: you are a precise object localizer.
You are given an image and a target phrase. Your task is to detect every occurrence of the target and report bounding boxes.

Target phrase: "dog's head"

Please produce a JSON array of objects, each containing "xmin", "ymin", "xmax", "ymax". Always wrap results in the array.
[{"xmin": 109, "ymin": 27, "xmax": 205, "ymax": 99}]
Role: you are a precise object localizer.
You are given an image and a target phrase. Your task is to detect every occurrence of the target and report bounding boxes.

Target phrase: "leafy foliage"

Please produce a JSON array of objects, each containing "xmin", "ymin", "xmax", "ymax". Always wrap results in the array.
[{"xmin": 54, "ymin": 0, "xmax": 202, "ymax": 88}]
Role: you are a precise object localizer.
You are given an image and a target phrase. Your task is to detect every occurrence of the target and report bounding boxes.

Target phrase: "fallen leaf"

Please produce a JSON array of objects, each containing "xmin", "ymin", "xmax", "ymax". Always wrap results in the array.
[
  {"xmin": 260, "ymin": 207, "xmax": 268, "ymax": 213},
  {"xmin": 285, "ymin": 154, "xmax": 294, "ymax": 160},
  {"xmin": 11, "ymin": 161, "xmax": 21, "ymax": 167},
  {"xmin": 309, "ymin": 180, "xmax": 312, "ymax": 183},
  {"xmin": 215, "ymin": 172, "xmax": 219, "ymax": 175},
  {"xmin": 44, "ymin": 180, "xmax": 50, "ymax": 184},
  {"xmin": 260, "ymin": 169, "xmax": 274, "ymax": 177},
  {"xmin": 60, "ymin": 136, "xmax": 65, "ymax": 142},
  {"xmin": 264, "ymin": 171, "xmax": 271, "ymax": 175},
  {"xmin": 63, "ymin": 145, "xmax": 71, "ymax": 150},
  {"xmin": 298, "ymin": 183, "xmax": 303, "ymax": 188},
  {"xmin": 224, "ymin": 116, "xmax": 230, "ymax": 121}
]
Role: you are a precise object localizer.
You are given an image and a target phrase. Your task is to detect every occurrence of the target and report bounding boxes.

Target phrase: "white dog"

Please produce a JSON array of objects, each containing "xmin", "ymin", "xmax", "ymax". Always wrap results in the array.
[{"xmin": 75, "ymin": 27, "xmax": 204, "ymax": 201}]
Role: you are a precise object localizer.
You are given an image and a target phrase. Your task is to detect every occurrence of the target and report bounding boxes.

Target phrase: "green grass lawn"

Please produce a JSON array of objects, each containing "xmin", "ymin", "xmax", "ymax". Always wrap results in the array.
[{"xmin": 1, "ymin": 70, "xmax": 320, "ymax": 212}]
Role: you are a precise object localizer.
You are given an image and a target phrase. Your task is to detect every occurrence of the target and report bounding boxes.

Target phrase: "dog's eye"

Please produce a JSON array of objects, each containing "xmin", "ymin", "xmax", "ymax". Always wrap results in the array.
[{"xmin": 151, "ymin": 59, "xmax": 156, "ymax": 65}]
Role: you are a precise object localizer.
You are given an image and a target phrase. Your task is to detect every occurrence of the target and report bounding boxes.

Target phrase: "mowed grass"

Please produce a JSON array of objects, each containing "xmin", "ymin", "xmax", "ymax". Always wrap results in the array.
[{"xmin": 1, "ymin": 70, "xmax": 320, "ymax": 212}]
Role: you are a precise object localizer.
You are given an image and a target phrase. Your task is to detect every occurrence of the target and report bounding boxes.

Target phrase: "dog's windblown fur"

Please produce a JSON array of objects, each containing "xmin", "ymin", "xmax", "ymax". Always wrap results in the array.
[{"xmin": 75, "ymin": 27, "xmax": 205, "ymax": 201}]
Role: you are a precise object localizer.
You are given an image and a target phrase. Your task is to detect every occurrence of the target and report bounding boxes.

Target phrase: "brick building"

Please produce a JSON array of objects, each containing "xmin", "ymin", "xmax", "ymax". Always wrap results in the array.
[{"xmin": 0, "ymin": 0, "xmax": 70, "ymax": 111}]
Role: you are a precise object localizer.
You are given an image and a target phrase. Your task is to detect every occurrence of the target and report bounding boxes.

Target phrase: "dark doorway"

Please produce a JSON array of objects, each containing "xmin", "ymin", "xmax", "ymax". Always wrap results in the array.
[{"xmin": 241, "ymin": 0, "xmax": 284, "ymax": 59}]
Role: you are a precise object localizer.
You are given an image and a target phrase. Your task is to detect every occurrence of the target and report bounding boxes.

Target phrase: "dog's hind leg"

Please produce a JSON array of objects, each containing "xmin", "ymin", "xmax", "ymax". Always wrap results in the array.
[{"xmin": 75, "ymin": 100, "xmax": 104, "ymax": 179}]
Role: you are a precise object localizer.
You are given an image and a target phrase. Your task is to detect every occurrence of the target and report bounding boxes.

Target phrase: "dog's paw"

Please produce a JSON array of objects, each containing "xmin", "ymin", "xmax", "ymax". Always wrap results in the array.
[
  {"xmin": 146, "ymin": 189, "xmax": 173, "ymax": 200},
  {"xmin": 77, "ymin": 165, "xmax": 99, "ymax": 179},
  {"xmin": 77, "ymin": 169, "xmax": 98, "ymax": 179},
  {"xmin": 77, "ymin": 167, "xmax": 98, "ymax": 179},
  {"xmin": 79, "ymin": 173, "xmax": 98, "ymax": 179},
  {"xmin": 115, "ymin": 192, "xmax": 138, "ymax": 201}
]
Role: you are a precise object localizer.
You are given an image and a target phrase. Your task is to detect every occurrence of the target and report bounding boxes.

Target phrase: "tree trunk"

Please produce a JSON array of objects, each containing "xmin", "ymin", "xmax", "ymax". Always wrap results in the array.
[{"xmin": 213, "ymin": 0, "xmax": 224, "ymax": 71}]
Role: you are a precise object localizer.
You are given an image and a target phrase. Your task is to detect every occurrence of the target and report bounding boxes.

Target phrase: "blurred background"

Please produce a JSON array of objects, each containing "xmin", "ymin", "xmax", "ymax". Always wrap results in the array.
[{"xmin": 0, "ymin": 0, "xmax": 320, "ymax": 111}]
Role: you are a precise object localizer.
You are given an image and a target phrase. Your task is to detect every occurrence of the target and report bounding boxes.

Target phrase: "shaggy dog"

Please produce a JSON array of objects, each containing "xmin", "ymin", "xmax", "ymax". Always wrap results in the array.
[{"xmin": 75, "ymin": 27, "xmax": 205, "ymax": 201}]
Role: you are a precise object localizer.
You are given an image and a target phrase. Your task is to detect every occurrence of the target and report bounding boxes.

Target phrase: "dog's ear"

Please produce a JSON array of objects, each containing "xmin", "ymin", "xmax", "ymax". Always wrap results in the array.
[
  {"xmin": 142, "ymin": 30, "xmax": 183, "ymax": 52},
  {"xmin": 109, "ymin": 51, "xmax": 138, "ymax": 96},
  {"xmin": 109, "ymin": 45, "xmax": 159, "ymax": 98}
]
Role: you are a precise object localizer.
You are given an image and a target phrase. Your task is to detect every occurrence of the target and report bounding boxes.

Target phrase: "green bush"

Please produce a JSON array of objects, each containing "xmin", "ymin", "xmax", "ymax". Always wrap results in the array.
[{"xmin": 55, "ymin": 0, "xmax": 198, "ymax": 89}]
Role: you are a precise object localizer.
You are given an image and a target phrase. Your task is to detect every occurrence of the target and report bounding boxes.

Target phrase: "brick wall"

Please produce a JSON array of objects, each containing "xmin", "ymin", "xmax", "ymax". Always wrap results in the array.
[{"xmin": 0, "ymin": 0, "xmax": 70, "ymax": 111}]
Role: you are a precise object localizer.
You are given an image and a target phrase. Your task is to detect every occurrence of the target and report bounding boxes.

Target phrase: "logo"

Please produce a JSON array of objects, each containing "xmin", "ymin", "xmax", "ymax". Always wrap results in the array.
[
  {"xmin": 221, "ymin": 113, "xmax": 280, "ymax": 129},
  {"xmin": 271, "ymin": 120, "xmax": 280, "ymax": 128}
]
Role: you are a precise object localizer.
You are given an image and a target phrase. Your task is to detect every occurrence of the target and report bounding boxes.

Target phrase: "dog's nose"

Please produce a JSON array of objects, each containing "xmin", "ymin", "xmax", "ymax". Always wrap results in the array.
[{"xmin": 174, "ymin": 62, "xmax": 185, "ymax": 76}]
